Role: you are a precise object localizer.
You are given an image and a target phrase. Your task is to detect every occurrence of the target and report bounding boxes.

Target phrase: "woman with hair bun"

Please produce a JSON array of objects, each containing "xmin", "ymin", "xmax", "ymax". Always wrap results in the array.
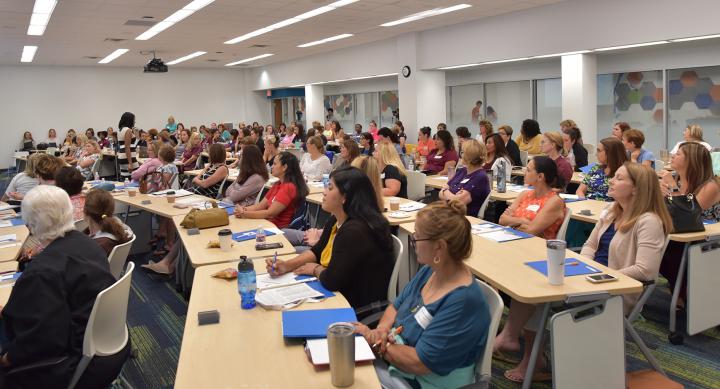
[{"xmin": 83, "ymin": 189, "xmax": 132, "ymax": 256}]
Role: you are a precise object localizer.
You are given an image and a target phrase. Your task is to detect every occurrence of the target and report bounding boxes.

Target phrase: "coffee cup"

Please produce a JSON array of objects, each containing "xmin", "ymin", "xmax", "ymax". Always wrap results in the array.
[{"xmin": 389, "ymin": 198, "xmax": 400, "ymax": 211}]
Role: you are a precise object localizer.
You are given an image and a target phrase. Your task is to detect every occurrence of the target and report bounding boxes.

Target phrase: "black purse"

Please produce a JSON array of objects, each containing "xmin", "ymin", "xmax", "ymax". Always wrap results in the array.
[{"xmin": 665, "ymin": 194, "xmax": 705, "ymax": 233}]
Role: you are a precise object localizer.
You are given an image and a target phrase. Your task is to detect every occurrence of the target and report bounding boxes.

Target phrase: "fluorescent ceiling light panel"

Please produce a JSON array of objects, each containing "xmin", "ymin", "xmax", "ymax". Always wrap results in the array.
[
  {"xmin": 225, "ymin": 53, "xmax": 274, "ymax": 66},
  {"xmin": 594, "ymin": 40, "xmax": 669, "ymax": 52},
  {"xmin": 167, "ymin": 51, "xmax": 207, "ymax": 65},
  {"xmin": 224, "ymin": 1, "xmax": 358, "ymax": 44},
  {"xmin": 670, "ymin": 34, "xmax": 720, "ymax": 42},
  {"xmin": 135, "ymin": 0, "xmax": 215, "ymax": 40},
  {"xmin": 27, "ymin": 0, "xmax": 57, "ymax": 36},
  {"xmin": 98, "ymin": 49, "xmax": 129, "ymax": 64},
  {"xmin": 311, "ymin": 72, "xmax": 398, "ymax": 85},
  {"xmin": 380, "ymin": 4, "xmax": 471, "ymax": 27},
  {"xmin": 21, "ymin": 46, "xmax": 38, "ymax": 63},
  {"xmin": 298, "ymin": 33, "xmax": 353, "ymax": 48},
  {"xmin": 438, "ymin": 63, "xmax": 480, "ymax": 70},
  {"xmin": 479, "ymin": 57, "xmax": 530, "ymax": 65},
  {"xmin": 533, "ymin": 50, "xmax": 591, "ymax": 59}
]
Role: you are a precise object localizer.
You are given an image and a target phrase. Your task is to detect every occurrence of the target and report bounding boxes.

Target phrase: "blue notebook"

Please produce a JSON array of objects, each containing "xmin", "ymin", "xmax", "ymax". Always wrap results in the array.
[
  {"xmin": 232, "ymin": 229, "xmax": 278, "ymax": 242},
  {"xmin": 525, "ymin": 258, "xmax": 602, "ymax": 277},
  {"xmin": 579, "ymin": 163, "xmax": 597, "ymax": 174},
  {"xmin": 282, "ymin": 308, "xmax": 357, "ymax": 338},
  {"xmin": 296, "ymin": 275, "xmax": 335, "ymax": 298},
  {"xmin": 9, "ymin": 217, "xmax": 25, "ymax": 226},
  {"xmin": 704, "ymin": 220, "xmax": 718, "ymax": 225}
]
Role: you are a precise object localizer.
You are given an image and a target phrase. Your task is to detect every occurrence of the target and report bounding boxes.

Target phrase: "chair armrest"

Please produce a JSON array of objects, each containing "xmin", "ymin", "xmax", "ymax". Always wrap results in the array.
[
  {"xmin": 6, "ymin": 355, "xmax": 69, "ymax": 376},
  {"xmin": 355, "ymin": 300, "xmax": 389, "ymax": 324}
]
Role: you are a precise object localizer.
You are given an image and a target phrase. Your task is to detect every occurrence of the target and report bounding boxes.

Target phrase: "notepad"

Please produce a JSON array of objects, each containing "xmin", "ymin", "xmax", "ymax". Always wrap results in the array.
[
  {"xmin": 282, "ymin": 308, "xmax": 358, "ymax": 338},
  {"xmin": 525, "ymin": 258, "xmax": 601, "ymax": 277},
  {"xmin": 399, "ymin": 202, "xmax": 426, "ymax": 212},
  {"xmin": 559, "ymin": 194, "xmax": 584, "ymax": 203},
  {"xmin": 477, "ymin": 228, "xmax": 533, "ymax": 243},
  {"xmin": 471, "ymin": 223, "xmax": 504, "ymax": 235},
  {"xmin": 305, "ymin": 337, "xmax": 375, "ymax": 365},
  {"xmin": 256, "ymin": 283, "xmax": 324, "ymax": 309},
  {"xmin": 296, "ymin": 275, "xmax": 335, "ymax": 298}
]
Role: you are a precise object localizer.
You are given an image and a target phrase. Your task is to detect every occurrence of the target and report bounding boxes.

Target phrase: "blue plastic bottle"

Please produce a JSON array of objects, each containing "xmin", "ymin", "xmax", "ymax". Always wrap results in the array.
[{"xmin": 237, "ymin": 256, "xmax": 256, "ymax": 309}]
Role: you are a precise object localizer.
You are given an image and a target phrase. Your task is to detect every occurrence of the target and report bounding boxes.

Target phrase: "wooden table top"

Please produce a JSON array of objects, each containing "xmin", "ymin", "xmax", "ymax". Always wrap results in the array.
[
  {"xmin": 174, "ymin": 260, "xmax": 380, "ymax": 388},
  {"xmin": 114, "ymin": 192, "xmax": 213, "ymax": 218},
  {"xmin": 172, "ymin": 215, "xmax": 297, "ymax": 268},
  {"xmin": 306, "ymin": 193, "xmax": 424, "ymax": 226},
  {"xmin": 399, "ymin": 217, "xmax": 643, "ymax": 304},
  {"xmin": 0, "ymin": 225, "xmax": 29, "ymax": 263}
]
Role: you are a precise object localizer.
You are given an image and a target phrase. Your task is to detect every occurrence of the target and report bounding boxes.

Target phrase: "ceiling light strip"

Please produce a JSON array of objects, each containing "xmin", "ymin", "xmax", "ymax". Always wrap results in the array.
[
  {"xmin": 135, "ymin": 0, "xmax": 215, "ymax": 41},
  {"xmin": 225, "ymin": 0, "xmax": 358, "ymax": 44},
  {"xmin": 21, "ymin": 46, "xmax": 38, "ymax": 63},
  {"xmin": 98, "ymin": 49, "xmax": 129, "ymax": 64},
  {"xmin": 308, "ymin": 72, "xmax": 398, "ymax": 85},
  {"xmin": 167, "ymin": 51, "xmax": 207, "ymax": 65},
  {"xmin": 669, "ymin": 34, "xmax": 720, "ymax": 42},
  {"xmin": 593, "ymin": 40, "xmax": 669, "ymax": 52},
  {"xmin": 380, "ymin": 4, "xmax": 471, "ymax": 27},
  {"xmin": 27, "ymin": 0, "xmax": 58, "ymax": 36},
  {"xmin": 298, "ymin": 33, "xmax": 353, "ymax": 48},
  {"xmin": 225, "ymin": 53, "xmax": 274, "ymax": 67}
]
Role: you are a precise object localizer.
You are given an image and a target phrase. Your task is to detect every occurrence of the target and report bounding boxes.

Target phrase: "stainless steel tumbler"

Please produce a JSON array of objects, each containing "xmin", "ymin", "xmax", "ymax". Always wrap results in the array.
[{"xmin": 327, "ymin": 322, "xmax": 355, "ymax": 387}]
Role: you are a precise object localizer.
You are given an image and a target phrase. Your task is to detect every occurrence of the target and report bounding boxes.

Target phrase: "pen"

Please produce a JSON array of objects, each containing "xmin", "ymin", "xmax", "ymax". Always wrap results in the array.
[
  {"xmin": 272, "ymin": 251, "xmax": 277, "ymax": 273},
  {"xmin": 567, "ymin": 261, "xmax": 579, "ymax": 266}
]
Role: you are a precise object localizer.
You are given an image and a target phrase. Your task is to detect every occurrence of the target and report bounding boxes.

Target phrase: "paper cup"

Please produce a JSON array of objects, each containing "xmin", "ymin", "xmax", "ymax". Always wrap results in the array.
[
  {"xmin": 389, "ymin": 198, "xmax": 400, "ymax": 211},
  {"xmin": 166, "ymin": 195, "xmax": 176, "ymax": 204},
  {"xmin": 127, "ymin": 188, "xmax": 137, "ymax": 197}
]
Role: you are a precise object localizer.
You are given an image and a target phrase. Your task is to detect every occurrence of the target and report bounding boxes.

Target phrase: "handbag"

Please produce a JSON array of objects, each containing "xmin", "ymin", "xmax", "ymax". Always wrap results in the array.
[
  {"xmin": 665, "ymin": 194, "xmax": 705, "ymax": 233},
  {"xmin": 139, "ymin": 171, "xmax": 172, "ymax": 194},
  {"xmin": 180, "ymin": 201, "xmax": 229, "ymax": 229}
]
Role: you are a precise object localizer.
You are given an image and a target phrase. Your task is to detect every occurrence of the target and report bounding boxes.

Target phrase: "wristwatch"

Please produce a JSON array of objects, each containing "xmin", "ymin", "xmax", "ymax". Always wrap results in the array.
[{"xmin": 671, "ymin": 187, "xmax": 680, "ymax": 193}]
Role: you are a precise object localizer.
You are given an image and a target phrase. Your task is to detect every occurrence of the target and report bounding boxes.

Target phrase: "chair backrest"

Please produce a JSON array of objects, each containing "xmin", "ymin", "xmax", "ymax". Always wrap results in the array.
[
  {"xmin": 288, "ymin": 200, "xmax": 309, "ymax": 230},
  {"xmin": 582, "ymin": 143, "xmax": 594, "ymax": 156},
  {"xmin": 325, "ymin": 151, "xmax": 335, "ymax": 163},
  {"xmin": 388, "ymin": 235, "xmax": 404, "ymax": 303},
  {"xmin": 74, "ymin": 219, "xmax": 88, "ymax": 232},
  {"xmin": 90, "ymin": 156, "xmax": 103, "ymax": 175},
  {"xmin": 474, "ymin": 279, "xmax": 504, "ymax": 383},
  {"xmin": 405, "ymin": 170, "xmax": 427, "ymax": 201},
  {"xmin": 477, "ymin": 195, "xmax": 491, "ymax": 221},
  {"xmin": 556, "ymin": 209, "xmax": 572, "ymax": 241},
  {"xmin": 520, "ymin": 150, "xmax": 528, "ymax": 166},
  {"xmin": 216, "ymin": 174, "xmax": 230, "ymax": 199},
  {"xmin": 710, "ymin": 151, "xmax": 720, "ymax": 176},
  {"xmin": 108, "ymin": 234, "xmax": 136, "ymax": 280},
  {"xmin": 654, "ymin": 159, "xmax": 666, "ymax": 173}
]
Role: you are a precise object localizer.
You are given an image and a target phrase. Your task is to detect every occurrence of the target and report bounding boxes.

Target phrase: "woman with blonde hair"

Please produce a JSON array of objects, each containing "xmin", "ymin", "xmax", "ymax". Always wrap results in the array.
[
  {"xmin": 670, "ymin": 124, "xmax": 713, "ymax": 154},
  {"xmin": 65, "ymin": 134, "xmax": 88, "ymax": 165},
  {"xmin": 3, "ymin": 153, "xmax": 39, "ymax": 201},
  {"xmin": 439, "ymin": 140, "xmax": 491, "ymax": 217},
  {"xmin": 76, "ymin": 140, "xmax": 102, "ymax": 180},
  {"xmin": 540, "ymin": 131, "xmax": 572, "ymax": 183},
  {"xmin": 181, "ymin": 132, "xmax": 202, "ymax": 172},
  {"xmin": 300, "ymin": 135, "xmax": 332, "ymax": 181},
  {"xmin": 166, "ymin": 115, "xmax": 177, "ymax": 134},
  {"xmin": 374, "ymin": 142, "xmax": 407, "ymax": 198}
]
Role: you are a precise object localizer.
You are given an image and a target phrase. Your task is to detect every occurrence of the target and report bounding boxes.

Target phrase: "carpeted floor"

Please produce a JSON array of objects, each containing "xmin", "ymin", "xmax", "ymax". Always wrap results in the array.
[{"xmin": 116, "ymin": 252, "xmax": 720, "ymax": 389}]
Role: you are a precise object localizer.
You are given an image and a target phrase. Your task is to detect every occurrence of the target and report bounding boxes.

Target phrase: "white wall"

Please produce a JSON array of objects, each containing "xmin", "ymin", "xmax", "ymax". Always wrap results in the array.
[
  {"xmin": 0, "ymin": 65, "xmax": 256, "ymax": 168},
  {"xmin": 323, "ymin": 76, "xmax": 397, "ymax": 95}
]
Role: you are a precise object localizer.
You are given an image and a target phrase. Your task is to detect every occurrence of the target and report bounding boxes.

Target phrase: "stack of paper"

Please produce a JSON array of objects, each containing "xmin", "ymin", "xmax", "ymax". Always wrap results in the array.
[
  {"xmin": 305, "ymin": 337, "xmax": 375, "ymax": 365},
  {"xmin": 399, "ymin": 202, "xmax": 426, "ymax": 212},
  {"xmin": 0, "ymin": 234, "xmax": 19, "ymax": 249},
  {"xmin": 150, "ymin": 189, "xmax": 193, "ymax": 197},
  {"xmin": 471, "ymin": 223, "xmax": 504, "ymax": 235},
  {"xmin": 255, "ymin": 272, "xmax": 325, "ymax": 309},
  {"xmin": 470, "ymin": 223, "xmax": 532, "ymax": 243}
]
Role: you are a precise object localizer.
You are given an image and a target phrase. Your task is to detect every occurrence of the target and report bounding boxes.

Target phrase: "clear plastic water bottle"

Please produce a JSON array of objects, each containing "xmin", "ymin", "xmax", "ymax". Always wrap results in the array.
[
  {"xmin": 124, "ymin": 178, "xmax": 130, "ymax": 188},
  {"xmin": 237, "ymin": 256, "xmax": 256, "ymax": 309},
  {"xmin": 407, "ymin": 156, "xmax": 415, "ymax": 171},
  {"xmin": 255, "ymin": 226, "xmax": 266, "ymax": 243},
  {"xmin": 497, "ymin": 159, "xmax": 507, "ymax": 193},
  {"xmin": 94, "ymin": 171, "xmax": 100, "ymax": 181},
  {"xmin": 322, "ymin": 173, "xmax": 330, "ymax": 188}
]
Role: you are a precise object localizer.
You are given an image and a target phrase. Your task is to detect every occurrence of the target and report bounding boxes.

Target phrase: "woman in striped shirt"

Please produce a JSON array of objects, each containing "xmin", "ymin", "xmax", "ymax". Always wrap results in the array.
[{"xmin": 117, "ymin": 112, "xmax": 139, "ymax": 179}]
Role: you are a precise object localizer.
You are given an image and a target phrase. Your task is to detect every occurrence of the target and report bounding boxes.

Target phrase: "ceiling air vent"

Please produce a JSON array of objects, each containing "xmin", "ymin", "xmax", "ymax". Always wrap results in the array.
[
  {"xmin": 124, "ymin": 20, "xmax": 157, "ymax": 27},
  {"xmin": 206, "ymin": 59, "xmax": 219, "ymax": 62},
  {"xmin": 250, "ymin": 44, "xmax": 269, "ymax": 48},
  {"xmin": 83, "ymin": 56, "xmax": 101, "ymax": 59},
  {"xmin": 104, "ymin": 38, "xmax": 127, "ymax": 42}
]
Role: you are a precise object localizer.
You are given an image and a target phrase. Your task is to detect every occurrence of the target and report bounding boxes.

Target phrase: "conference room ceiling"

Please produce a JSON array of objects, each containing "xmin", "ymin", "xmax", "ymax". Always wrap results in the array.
[{"xmin": 0, "ymin": 0, "xmax": 567, "ymax": 68}]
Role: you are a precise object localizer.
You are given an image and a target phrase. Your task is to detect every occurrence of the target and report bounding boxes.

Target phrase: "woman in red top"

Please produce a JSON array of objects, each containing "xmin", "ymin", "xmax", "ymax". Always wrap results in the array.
[
  {"xmin": 421, "ymin": 130, "xmax": 458, "ymax": 175},
  {"xmin": 415, "ymin": 126, "xmax": 435, "ymax": 160},
  {"xmin": 235, "ymin": 152, "xmax": 309, "ymax": 228},
  {"xmin": 540, "ymin": 131, "xmax": 573, "ymax": 185}
]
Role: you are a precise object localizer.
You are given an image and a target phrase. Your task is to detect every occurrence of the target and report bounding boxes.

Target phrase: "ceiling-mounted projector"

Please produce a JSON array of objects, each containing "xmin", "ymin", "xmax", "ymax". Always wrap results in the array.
[{"xmin": 144, "ymin": 57, "xmax": 167, "ymax": 73}]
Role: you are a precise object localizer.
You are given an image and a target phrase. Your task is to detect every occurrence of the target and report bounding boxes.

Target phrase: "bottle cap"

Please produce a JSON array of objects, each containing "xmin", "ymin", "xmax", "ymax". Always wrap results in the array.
[{"xmin": 237, "ymin": 255, "xmax": 254, "ymax": 272}]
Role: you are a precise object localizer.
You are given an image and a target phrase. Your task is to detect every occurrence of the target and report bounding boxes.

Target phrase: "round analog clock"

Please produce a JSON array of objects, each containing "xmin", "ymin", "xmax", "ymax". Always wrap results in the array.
[{"xmin": 402, "ymin": 65, "xmax": 411, "ymax": 78}]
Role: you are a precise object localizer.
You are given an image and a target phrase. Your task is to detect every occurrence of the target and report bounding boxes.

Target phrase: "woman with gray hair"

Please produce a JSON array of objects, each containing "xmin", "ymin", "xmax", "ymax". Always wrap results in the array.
[{"xmin": 0, "ymin": 185, "xmax": 124, "ymax": 387}]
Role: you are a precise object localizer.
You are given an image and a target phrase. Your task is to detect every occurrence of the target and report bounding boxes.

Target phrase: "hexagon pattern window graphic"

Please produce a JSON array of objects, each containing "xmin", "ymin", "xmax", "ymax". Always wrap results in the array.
[{"xmin": 615, "ymin": 72, "xmax": 664, "ymax": 124}]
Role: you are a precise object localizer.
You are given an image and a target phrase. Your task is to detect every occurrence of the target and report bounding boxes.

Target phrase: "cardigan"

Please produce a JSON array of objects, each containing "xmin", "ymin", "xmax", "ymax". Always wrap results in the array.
[
  {"xmin": 311, "ymin": 216, "xmax": 394, "ymax": 311},
  {"xmin": 580, "ymin": 208, "xmax": 667, "ymax": 313}
]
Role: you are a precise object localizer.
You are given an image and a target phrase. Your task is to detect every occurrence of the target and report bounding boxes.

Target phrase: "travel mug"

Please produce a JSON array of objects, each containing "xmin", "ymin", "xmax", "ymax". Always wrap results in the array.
[
  {"xmin": 218, "ymin": 229, "xmax": 232, "ymax": 252},
  {"xmin": 546, "ymin": 240, "xmax": 566, "ymax": 285},
  {"xmin": 327, "ymin": 322, "xmax": 355, "ymax": 387}
]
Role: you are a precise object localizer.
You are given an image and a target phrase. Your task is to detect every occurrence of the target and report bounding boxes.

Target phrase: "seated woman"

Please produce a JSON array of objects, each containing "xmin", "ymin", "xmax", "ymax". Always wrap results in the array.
[
  {"xmin": 19, "ymin": 131, "xmax": 34, "ymax": 152},
  {"xmin": 360, "ymin": 132, "xmax": 375, "ymax": 156},
  {"xmin": 659, "ymin": 142, "xmax": 720, "ymax": 305},
  {"xmin": 1, "ymin": 186, "xmax": 121, "ymax": 388},
  {"xmin": 422, "ymin": 130, "xmax": 458, "ymax": 175},
  {"xmin": 540, "ymin": 131, "xmax": 573, "ymax": 184},
  {"xmin": 263, "ymin": 134, "xmax": 280, "ymax": 169},
  {"xmin": 622, "ymin": 129, "xmax": 655, "ymax": 169},
  {"xmin": 515, "ymin": 119, "xmax": 542, "ymax": 154},
  {"xmin": 266, "ymin": 167, "xmax": 394, "ymax": 311},
  {"xmin": 131, "ymin": 140, "xmax": 163, "ymax": 183},
  {"xmin": 54, "ymin": 166, "xmax": 86, "ymax": 221},
  {"xmin": 33, "ymin": 153, "xmax": 65, "ymax": 185},
  {"xmin": 439, "ymin": 140, "xmax": 491, "ymax": 217},
  {"xmin": 455, "ymin": 126, "xmax": 473, "ymax": 156},
  {"xmin": 576, "ymin": 137, "xmax": 627, "ymax": 201},
  {"xmin": 83, "ymin": 189, "xmax": 133, "ymax": 257},
  {"xmin": 415, "ymin": 126, "xmax": 435, "ymax": 162},
  {"xmin": 498, "ymin": 125, "xmax": 521, "ymax": 166},
  {"xmin": 76, "ymin": 140, "xmax": 102, "ymax": 180},
  {"xmin": 189, "ymin": 143, "xmax": 229, "ymax": 199},
  {"xmin": 499, "ymin": 156, "xmax": 566, "ymax": 239},
  {"xmin": 495, "ymin": 163, "xmax": 671, "ymax": 384},
  {"xmin": 224, "ymin": 145, "xmax": 268, "ymax": 207},
  {"xmin": 354, "ymin": 200, "xmax": 490, "ymax": 389},
  {"xmin": 332, "ymin": 139, "xmax": 360, "ymax": 170},
  {"xmin": 235, "ymin": 152, "xmax": 308, "ymax": 229},
  {"xmin": 300, "ymin": 135, "xmax": 332, "ymax": 181},
  {"xmin": 378, "ymin": 127, "xmax": 404, "ymax": 157},
  {"xmin": 2, "ymin": 153, "xmax": 39, "ymax": 201},
  {"xmin": 375, "ymin": 142, "xmax": 408, "ymax": 198},
  {"xmin": 483, "ymin": 133, "xmax": 513, "ymax": 180},
  {"xmin": 562, "ymin": 127, "xmax": 588, "ymax": 171},
  {"xmin": 181, "ymin": 132, "xmax": 203, "ymax": 172},
  {"xmin": 669, "ymin": 124, "xmax": 713, "ymax": 154},
  {"xmin": 175, "ymin": 129, "xmax": 189, "ymax": 161},
  {"xmin": 65, "ymin": 134, "xmax": 88, "ymax": 165}
]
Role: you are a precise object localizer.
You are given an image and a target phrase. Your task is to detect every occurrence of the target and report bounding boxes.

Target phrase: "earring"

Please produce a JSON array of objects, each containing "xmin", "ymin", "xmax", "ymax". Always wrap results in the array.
[{"xmin": 433, "ymin": 256, "xmax": 441, "ymax": 264}]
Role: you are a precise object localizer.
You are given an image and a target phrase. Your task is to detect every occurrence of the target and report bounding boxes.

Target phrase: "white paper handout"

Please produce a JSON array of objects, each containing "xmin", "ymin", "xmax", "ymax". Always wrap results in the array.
[
  {"xmin": 399, "ymin": 202, "xmax": 426, "ymax": 212},
  {"xmin": 255, "ymin": 283, "xmax": 323, "ymax": 308},
  {"xmin": 305, "ymin": 337, "xmax": 375, "ymax": 365},
  {"xmin": 478, "ymin": 229, "xmax": 526, "ymax": 243},
  {"xmin": 471, "ymin": 223, "xmax": 504, "ymax": 235},
  {"xmin": 150, "ymin": 189, "xmax": 193, "ymax": 197},
  {"xmin": 256, "ymin": 273, "xmax": 315, "ymax": 290}
]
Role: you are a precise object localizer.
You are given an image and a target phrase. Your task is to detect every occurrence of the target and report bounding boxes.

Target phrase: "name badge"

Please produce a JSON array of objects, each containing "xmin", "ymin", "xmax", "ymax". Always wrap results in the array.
[
  {"xmin": 414, "ymin": 306, "xmax": 433, "ymax": 330},
  {"xmin": 460, "ymin": 178, "xmax": 470, "ymax": 184},
  {"xmin": 434, "ymin": 155, "xmax": 442, "ymax": 159},
  {"xmin": 526, "ymin": 204, "xmax": 540, "ymax": 213},
  {"xmin": 380, "ymin": 173, "xmax": 386, "ymax": 179}
]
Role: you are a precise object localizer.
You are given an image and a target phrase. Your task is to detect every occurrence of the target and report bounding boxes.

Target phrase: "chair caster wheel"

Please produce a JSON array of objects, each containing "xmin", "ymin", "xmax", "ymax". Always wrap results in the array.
[{"xmin": 668, "ymin": 332, "xmax": 684, "ymax": 345}]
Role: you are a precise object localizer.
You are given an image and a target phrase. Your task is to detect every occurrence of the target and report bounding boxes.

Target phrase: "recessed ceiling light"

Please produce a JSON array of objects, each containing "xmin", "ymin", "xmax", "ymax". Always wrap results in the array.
[
  {"xmin": 297, "ymin": 33, "xmax": 353, "ymax": 48},
  {"xmin": 224, "ymin": 0, "xmax": 358, "ymax": 44},
  {"xmin": 167, "ymin": 51, "xmax": 207, "ymax": 65},
  {"xmin": 532, "ymin": 50, "xmax": 591, "ymax": 59},
  {"xmin": 480, "ymin": 57, "xmax": 530, "ymax": 65},
  {"xmin": 380, "ymin": 4, "xmax": 471, "ymax": 27},
  {"xmin": 669, "ymin": 34, "xmax": 720, "ymax": 42},
  {"xmin": 136, "ymin": 0, "xmax": 215, "ymax": 41},
  {"xmin": 27, "ymin": 0, "xmax": 57, "ymax": 36},
  {"xmin": 98, "ymin": 49, "xmax": 129, "ymax": 64},
  {"xmin": 437, "ymin": 63, "xmax": 480, "ymax": 70},
  {"xmin": 225, "ymin": 53, "xmax": 274, "ymax": 66},
  {"xmin": 21, "ymin": 46, "xmax": 38, "ymax": 63},
  {"xmin": 594, "ymin": 41, "xmax": 669, "ymax": 52}
]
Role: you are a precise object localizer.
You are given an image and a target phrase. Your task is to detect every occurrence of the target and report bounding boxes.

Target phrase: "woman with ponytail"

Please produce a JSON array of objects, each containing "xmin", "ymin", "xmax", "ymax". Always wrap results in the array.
[{"xmin": 83, "ymin": 189, "xmax": 132, "ymax": 256}]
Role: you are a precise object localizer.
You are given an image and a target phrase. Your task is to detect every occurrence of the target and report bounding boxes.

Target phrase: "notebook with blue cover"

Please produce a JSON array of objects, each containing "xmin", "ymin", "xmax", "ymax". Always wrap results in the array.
[
  {"xmin": 704, "ymin": 220, "xmax": 718, "ymax": 225},
  {"xmin": 9, "ymin": 218, "xmax": 24, "ymax": 226},
  {"xmin": 282, "ymin": 308, "xmax": 357, "ymax": 338},
  {"xmin": 232, "ymin": 229, "xmax": 278, "ymax": 242},
  {"xmin": 525, "ymin": 258, "xmax": 602, "ymax": 276},
  {"xmin": 579, "ymin": 163, "xmax": 597, "ymax": 174}
]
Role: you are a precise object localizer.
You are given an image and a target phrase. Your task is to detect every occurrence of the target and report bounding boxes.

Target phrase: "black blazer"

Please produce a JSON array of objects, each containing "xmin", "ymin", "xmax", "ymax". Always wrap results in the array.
[
  {"xmin": 572, "ymin": 142, "xmax": 589, "ymax": 171},
  {"xmin": 506, "ymin": 139, "xmax": 521, "ymax": 166}
]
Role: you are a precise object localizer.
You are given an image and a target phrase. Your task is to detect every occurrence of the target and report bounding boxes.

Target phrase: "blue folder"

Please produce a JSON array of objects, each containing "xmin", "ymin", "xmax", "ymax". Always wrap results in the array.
[
  {"xmin": 296, "ymin": 275, "xmax": 335, "ymax": 298},
  {"xmin": 563, "ymin": 198, "xmax": 585, "ymax": 203},
  {"xmin": 704, "ymin": 220, "xmax": 718, "ymax": 225},
  {"xmin": 232, "ymin": 229, "xmax": 277, "ymax": 242},
  {"xmin": 9, "ymin": 218, "xmax": 24, "ymax": 226},
  {"xmin": 282, "ymin": 308, "xmax": 357, "ymax": 338},
  {"xmin": 525, "ymin": 258, "xmax": 602, "ymax": 277},
  {"xmin": 499, "ymin": 228, "xmax": 533, "ymax": 242},
  {"xmin": 579, "ymin": 163, "xmax": 597, "ymax": 174}
]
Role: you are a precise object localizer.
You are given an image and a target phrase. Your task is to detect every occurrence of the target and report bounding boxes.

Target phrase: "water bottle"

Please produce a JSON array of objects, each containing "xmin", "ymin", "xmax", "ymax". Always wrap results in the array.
[
  {"xmin": 407, "ymin": 155, "xmax": 415, "ymax": 171},
  {"xmin": 94, "ymin": 171, "xmax": 100, "ymax": 181},
  {"xmin": 497, "ymin": 159, "xmax": 507, "ymax": 193},
  {"xmin": 322, "ymin": 173, "xmax": 330, "ymax": 188},
  {"xmin": 255, "ymin": 226, "xmax": 266, "ymax": 243},
  {"xmin": 124, "ymin": 178, "xmax": 130, "ymax": 188},
  {"xmin": 237, "ymin": 256, "xmax": 257, "ymax": 309}
]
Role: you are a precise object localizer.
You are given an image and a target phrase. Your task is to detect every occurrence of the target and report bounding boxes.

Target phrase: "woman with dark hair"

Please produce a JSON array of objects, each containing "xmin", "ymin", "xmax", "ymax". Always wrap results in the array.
[
  {"xmin": 360, "ymin": 132, "xmax": 375, "ymax": 156},
  {"xmin": 563, "ymin": 127, "xmax": 588, "ymax": 171},
  {"xmin": 263, "ymin": 134, "xmax": 281, "ymax": 169},
  {"xmin": 117, "ymin": 111, "xmax": 138, "ymax": 179},
  {"xmin": 422, "ymin": 130, "xmax": 458, "ymax": 175},
  {"xmin": 515, "ymin": 119, "xmax": 542, "ymax": 154},
  {"xmin": 19, "ymin": 131, "xmax": 34, "ymax": 152},
  {"xmin": 378, "ymin": 127, "xmax": 403, "ymax": 157},
  {"xmin": 235, "ymin": 151, "xmax": 309, "ymax": 229},
  {"xmin": 267, "ymin": 166, "xmax": 393, "ymax": 311},
  {"xmin": 84, "ymin": 189, "xmax": 132, "ymax": 256},
  {"xmin": 500, "ymin": 156, "xmax": 566, "ymax": 239},
  {"xmin": 455, "ymin": 126, "xmax": 472, "ymax": 153},
  {"xmin": 190, "ymin": 143, "xmax": 229, "ymax": 198},
  {"xmin": 484, "ymin": 133, "xmax": 513, "ymax": 180},
  {"xmin": 224, "ymin": 145, "xmax": 269, "ymax": 206},
  {"xmin": 333, "ymin": 138, "xmax": 360, "ymax": 170},
  {"xmin": 416, "ymin": 126, "xmax": 435, "ymax": 160},
  {"xmin": 55, "ymin": 166, "xmax": 86, "ymax": 221},
  {"xmin": 577, "ymin": 137, "xmax": 628, "ymax": 200},
  {"xmin": 331, "ymin": 120, "xmax": 343, "ymax": 141},
  {"xmin": 294, "ymin": 123, "xmax": 306, "ymax": 145},
  {"xmin": 611, "ymin": 121, "xmax": 631, "ymax": 140}
]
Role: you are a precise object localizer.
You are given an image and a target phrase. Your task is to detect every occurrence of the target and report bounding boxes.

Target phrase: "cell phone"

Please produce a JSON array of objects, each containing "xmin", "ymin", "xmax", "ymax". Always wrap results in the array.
[
  {"xmin": 586, "ymin": 274, "xmax": 618, "ymax": 283},
  {"xmin": 198, "ymin": 310, "xmax": 220, "ymax": 325},
  {"xmin": 255, "ymin": 242, "xmax": 283, "ymax": 250}
]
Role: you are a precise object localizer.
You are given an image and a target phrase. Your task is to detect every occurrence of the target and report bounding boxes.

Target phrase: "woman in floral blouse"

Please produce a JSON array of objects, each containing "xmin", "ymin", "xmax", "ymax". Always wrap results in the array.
[{"xmin": 576, "ymin": 137, "xmax": 627, "ymax": 201}]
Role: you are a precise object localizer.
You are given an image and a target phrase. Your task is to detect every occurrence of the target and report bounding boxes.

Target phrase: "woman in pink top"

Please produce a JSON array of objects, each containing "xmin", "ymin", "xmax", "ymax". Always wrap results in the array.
[
  {"xmin": 368, "ymin": 120, "xmax": 379, "ymax": 141},
  {"xmin": 131, "ymin": 141, "xmax": 163, "ymax": 183}
]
